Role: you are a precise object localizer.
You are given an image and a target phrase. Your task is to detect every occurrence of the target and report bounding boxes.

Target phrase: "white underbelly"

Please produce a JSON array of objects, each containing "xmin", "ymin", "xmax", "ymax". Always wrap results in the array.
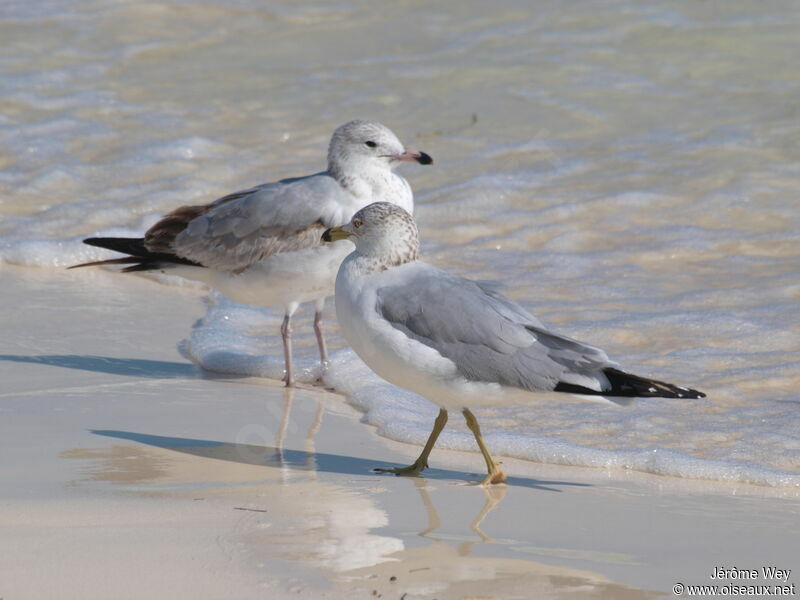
[
  {"xmin": 172, "ymin": 241, "xmax": 353, "ymax": 309},
  {"xmin": 335, "ymin": 281, "xmax": 530, "ymax": 411}
]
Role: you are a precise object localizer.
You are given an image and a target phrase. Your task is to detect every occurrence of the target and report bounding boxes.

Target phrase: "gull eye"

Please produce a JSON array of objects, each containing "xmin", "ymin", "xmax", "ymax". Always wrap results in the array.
[
  {"xmin": 353, "ymin": 218, "xmax": 363, "ymax": 229},
  {"xmin": 364, "ymin": 141, "xmax": 377, "ymax": 148}
]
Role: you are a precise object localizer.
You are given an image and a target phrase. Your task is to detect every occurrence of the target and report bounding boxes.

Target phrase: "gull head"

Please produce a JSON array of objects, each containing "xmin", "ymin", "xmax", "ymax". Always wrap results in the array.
[
  {"xmin": 328, "ymin": 120, "xmax": 433, "ymax": 178},
  {"xmin": 322, "ymin": 202, "xmax": 419, "ymax": 267}
]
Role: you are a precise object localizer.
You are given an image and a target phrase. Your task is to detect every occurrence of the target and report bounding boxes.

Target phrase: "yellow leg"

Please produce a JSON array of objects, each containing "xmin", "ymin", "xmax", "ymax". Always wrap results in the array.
[
  {"xmin": 462, "ymin": 408, "xmax": 507, "ymax": 485},
  {"xmin": 375, "ymin": 409, "xmax": 448, "ymax": 477}
]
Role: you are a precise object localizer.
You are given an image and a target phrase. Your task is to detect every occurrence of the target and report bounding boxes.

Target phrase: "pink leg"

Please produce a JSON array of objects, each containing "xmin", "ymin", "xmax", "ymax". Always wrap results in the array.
[
  {"xmin": 314, "ymin": 310, "xmax": 328, "ymax": 365},
  {"xmin": 280, "ymin": 313, "xmax": 294, "ymax": 387}
]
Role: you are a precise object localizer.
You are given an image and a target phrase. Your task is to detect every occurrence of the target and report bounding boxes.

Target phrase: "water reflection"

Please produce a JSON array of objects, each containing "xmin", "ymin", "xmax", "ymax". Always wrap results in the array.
[
  {"xmin": 270, "ymin": 388, "xmax": 324, "ymax": 483},
  {"xmin": 411, "ymin": 477, "xmax": 507, "ymax": 554}
]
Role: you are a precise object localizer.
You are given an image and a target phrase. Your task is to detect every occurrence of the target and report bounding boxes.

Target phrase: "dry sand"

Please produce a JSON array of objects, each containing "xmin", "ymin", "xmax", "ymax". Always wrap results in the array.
[{"xmin": 2, "ymin": 265, "xmax": 798, "ymax": 599}]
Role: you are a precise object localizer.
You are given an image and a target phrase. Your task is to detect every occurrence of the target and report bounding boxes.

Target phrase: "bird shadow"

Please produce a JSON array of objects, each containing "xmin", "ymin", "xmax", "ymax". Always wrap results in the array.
[
  {"xmin": 0, "ymin": 353, "xmax": 252, "ymax": 381},
  {"xmin": 0, "ymin": 354, "xmax": 198, "ymax": 378},
  {"xmin": 90, "ymin": 429, "xmax": 591, "ymax": 493}
]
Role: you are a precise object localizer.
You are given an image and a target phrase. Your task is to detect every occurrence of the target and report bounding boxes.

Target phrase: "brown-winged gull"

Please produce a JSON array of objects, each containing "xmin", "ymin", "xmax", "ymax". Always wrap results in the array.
[
  {"xmin": 323, "ymin": 202, "xmax": 705, "ymax": 485},
  {"xmin": 70, "ymin": 121, "xmax": 432, "ymax": 386}
]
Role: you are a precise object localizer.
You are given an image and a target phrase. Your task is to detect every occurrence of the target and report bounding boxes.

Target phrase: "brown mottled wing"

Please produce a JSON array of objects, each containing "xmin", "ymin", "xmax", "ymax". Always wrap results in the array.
[
  {"xmin": 144, "ymin": 172, "xmax": 355, "ymax": 271},
  {"xmin": 144, "ymin": 190, "xmax": 251, "ymax": 254}
]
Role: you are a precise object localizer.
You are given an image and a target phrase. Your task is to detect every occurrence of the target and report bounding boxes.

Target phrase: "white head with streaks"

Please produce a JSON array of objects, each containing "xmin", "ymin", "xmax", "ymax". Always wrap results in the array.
[
  {"xmin": 323, "ymin": 202, "xmax": 419, "ymax": 267},
  {"xmin": 327, "ymin": 120, "xmax": 432, "ymax": 181}
]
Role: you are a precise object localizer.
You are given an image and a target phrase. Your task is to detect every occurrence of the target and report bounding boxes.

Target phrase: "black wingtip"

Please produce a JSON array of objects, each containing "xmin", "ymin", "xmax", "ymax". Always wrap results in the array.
[
  {"xmin": 74, "ymin": 236, "xmax": 203, "ymax": 270},
  {"xmin": 604, "ymin": 368, "xmax": 706, "ymax": 399},
  {"xmin": 82, "ymin": 237, "xmax": 150, "ymax": 257},
  {"xmin": 68, "ymin": 256, "xmax": 145, "ymax": 270},
  {"xmin": 555, "ymin": 368, "xmax": 706, "ymax": 400}
]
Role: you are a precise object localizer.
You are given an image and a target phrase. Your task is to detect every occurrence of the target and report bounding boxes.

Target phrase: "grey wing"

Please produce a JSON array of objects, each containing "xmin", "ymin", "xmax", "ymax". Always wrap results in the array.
[
  {"xmin": 146, "ymin": 173, "xmax": 352, "ymax": 271},
  {"xmin": 474, "ymin": 280, "xmax": 545, "ymax": 329},
  {"xmin": 376, "ymin": 268, "xmax": 615, "ymax": 392}
]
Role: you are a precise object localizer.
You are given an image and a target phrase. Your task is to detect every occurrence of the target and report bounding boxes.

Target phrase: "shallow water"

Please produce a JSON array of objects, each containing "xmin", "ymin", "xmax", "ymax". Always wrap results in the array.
[{"xmin": 2, "ymin": 0, "xmax": 798, "ymax": 486}]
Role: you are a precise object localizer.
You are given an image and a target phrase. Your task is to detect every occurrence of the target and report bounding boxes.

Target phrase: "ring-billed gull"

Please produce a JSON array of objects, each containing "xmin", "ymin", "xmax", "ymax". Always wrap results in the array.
[
  {"xmin": 323, "ymin": 202, "xmax": 705, "ymax": 485},
  {"xmin": 70, "ymin": 121, "xmax": 433, "ymax": 386}
]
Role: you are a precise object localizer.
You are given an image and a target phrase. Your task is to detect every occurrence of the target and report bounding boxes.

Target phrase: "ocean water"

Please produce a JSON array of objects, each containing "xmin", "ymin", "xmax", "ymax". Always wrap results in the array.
[{"xmin": 2, "ymin": 0, "xmax": 798, "ymax": 487}]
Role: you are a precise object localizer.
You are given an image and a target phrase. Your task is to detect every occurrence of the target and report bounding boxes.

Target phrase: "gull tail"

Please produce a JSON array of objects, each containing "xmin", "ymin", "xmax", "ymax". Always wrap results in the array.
[
  {"xmin": 555, "ymin": 367, "xmax": 706, "ymax": 399},
  {"xmin": 69, "ymin": 237, "xmax": 201, "ymax": 272}
]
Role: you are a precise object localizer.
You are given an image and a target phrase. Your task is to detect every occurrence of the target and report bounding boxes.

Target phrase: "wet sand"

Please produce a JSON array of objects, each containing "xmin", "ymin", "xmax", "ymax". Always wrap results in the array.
[{"xmin": 2, "ymin": 265, "xmax": 798, "ymax": 599}]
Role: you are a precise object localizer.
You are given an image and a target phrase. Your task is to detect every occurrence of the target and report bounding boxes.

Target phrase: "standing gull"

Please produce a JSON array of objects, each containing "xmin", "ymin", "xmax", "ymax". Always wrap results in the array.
[
  {"xmin": 323, "ymin": 203, "xmax": 705, "ymax": 485},
  {"xmin": 70, "ymin": 121, "xmax": 433, "ymax": 386}
]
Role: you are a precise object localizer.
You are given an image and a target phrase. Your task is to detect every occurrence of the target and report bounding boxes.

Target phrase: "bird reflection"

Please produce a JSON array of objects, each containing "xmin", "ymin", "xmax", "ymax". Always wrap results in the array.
[
  {"xmin": 263, "ymin": 390, "xmax": 508, "ymax": 555},
  {"xmin": 270, "ymin": 387, "xmax": 324, "ymax": 483},
  {"xmin": 467, "ymin": 484, "xmax": 507, "ymax": 546},
  {"xmin": 413, "ymin": 478, "xmax": 441, "ymax": 538},
  {"xmin": 410, "ymin": 478, "xmax": 507, "ymax": 556},
  {"xmin": 271, "ymin": 388, "xmax": 293, "ymax": 482},
  {"xmin": 306, "ymin": 399, "xmax": 325, "ymax": 451}
]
